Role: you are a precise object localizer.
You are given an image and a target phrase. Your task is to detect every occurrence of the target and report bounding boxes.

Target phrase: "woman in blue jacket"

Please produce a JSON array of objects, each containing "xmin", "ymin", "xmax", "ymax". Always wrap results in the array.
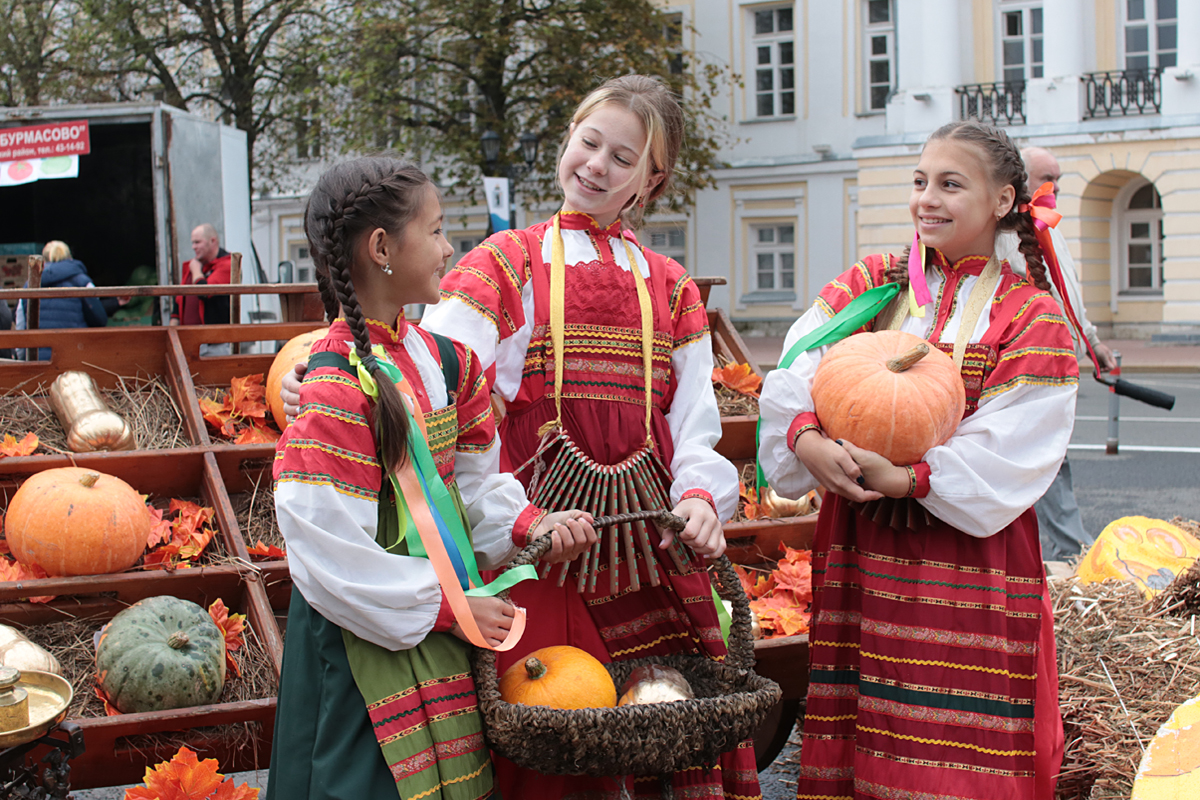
[{"xmin": 16, "ymin": 240, "xmax": 107, "ymax": 360}]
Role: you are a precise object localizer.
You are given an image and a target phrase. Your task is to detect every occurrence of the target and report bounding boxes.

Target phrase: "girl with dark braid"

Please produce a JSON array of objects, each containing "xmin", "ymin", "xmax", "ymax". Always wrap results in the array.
[
  {"xmin": 759, "ymin": 121, "xmax": 1075, "ymax": 799},
  {"xmin": 266, "ymin": 156, "xmax": 594, "ymax": 800}
]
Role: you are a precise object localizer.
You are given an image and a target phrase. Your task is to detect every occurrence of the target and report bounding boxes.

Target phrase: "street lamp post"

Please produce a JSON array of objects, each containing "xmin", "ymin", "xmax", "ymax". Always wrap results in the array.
[{"xmin": 480, "ymin": 129, "xmax": 539, "ymax": 233}]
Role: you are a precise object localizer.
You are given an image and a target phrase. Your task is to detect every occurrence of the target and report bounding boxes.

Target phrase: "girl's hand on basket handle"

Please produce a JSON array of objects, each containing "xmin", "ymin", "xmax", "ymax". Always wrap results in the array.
[
  {"xmin": 451, "ymin": 597, "xmax": 515, "ymax": 648},
  {"xmin": 667, "ymin": 497, "xmax": 726, "ymax": 559},
  {"xmin": 532, "ymin": 511, "xmax": 597, "ymax": 564},
  {"xmin": 792, "ymin": 430, "xmax": 883, "ymax": 503},
  {"xmin": 280, "ymin": 362, "xmax": 307, "ymax": 422}
]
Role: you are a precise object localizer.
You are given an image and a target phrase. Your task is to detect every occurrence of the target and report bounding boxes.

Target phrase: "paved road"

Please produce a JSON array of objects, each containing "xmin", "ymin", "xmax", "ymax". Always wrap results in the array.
[{"xmin": 1069, "ymin": 372, "xmax": 1200, "ymax": 535}]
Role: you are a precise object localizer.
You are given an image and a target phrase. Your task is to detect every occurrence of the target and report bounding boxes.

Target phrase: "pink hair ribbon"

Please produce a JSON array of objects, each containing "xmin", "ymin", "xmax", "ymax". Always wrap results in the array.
[
  {"xmin": 1019, "ymin": 181, "xmax": 1102, "ymax": 375},
  {"xmin": 907, "ymin": 230, "xmax": 931, "ymax": 317}
]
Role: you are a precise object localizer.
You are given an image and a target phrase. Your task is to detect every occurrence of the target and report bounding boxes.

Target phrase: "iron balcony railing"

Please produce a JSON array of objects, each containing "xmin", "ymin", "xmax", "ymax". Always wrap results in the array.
[
  {"xmin": 955, "ymin": 81, "xmax": 1026, "ymax": 126},
  {"xmin": 1084, "ymin": 68, "xmax": 1163, "ymax": 118}
]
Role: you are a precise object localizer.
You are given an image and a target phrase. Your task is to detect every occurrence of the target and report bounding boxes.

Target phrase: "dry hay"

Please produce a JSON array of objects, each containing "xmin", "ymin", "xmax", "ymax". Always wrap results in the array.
[
  {"xmin": 0, "ymin": 371, "xmax": 189, "ymax": 452},
  {"xmin": 1053, "ymin": 566, "xmax": 1200, "ymax": 800},
  {"xmin": 230, "ymin": 468, "xmax": 283, "ymax": 552},
  {"xmin": 19, "ymin": 601, "xmax": 278, "ymax": 754},
  {"xmin": 714, "ymin": 385, "xmax": 759, "ymax": 418}
]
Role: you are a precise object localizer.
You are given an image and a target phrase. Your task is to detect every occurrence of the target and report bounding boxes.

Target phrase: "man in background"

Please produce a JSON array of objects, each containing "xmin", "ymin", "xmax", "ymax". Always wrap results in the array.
[
  {"xmin": 171, "ymin": 223, "xmax": 232, "ymax": 356},
  {"xmin": 999, "ymin": 146, "xmax": 1117, "ymax": 563}
]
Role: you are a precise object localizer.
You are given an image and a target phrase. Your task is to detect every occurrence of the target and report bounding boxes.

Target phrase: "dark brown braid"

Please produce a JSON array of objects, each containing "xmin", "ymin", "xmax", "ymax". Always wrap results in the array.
[
  {"xmin": 304, "ymin": 157, "xmax": 433, "ymax": 473},
  {"xmin": 892, "ymin": 122, "xmax": 1051, "ymax": 292},
  {"xmin": 315, "ymin": 269, "xmax": 340, "ymax": 323}
]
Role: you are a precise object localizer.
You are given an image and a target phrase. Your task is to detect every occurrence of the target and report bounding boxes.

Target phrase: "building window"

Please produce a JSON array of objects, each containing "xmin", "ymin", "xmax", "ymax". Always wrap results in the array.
[
  {"xmin": 863, "ymin": 0, "xmax": 895, "ymax": 112},
  {"xmin": 751, "ymin": 5, "xmax": 795, "ymax": 117},
  {"xmin": 647, "ymin": 226, "xmax": 687, "ymax": 268},
  {"xmin": 752, "ymin": 224, "xmax": 795, "ymax": 291},
  {"xmin": 999, "ymin": 2, "xmax": 1043, "ymax": 84},
  {"xmin": 1124, "ymin": 0, "xmax": 1177, "ymax": 70},
  {"xmin": 1121, "ymin": 182, "xmax": 1164, "ymax": 292},
  {"xmin": 661, "ymin": 12, "xmax": 685, "ymax": 75},
  {"xmin": 294, "ymin": 112, "xmax": 321, "ymax": 160},
  {"xmin": 452, "ymin": 236, "xmax": 484, "ymax": 269},
  {"xmin": 288, "ymin": 242, "xmax": 315, "ymax": 282}
]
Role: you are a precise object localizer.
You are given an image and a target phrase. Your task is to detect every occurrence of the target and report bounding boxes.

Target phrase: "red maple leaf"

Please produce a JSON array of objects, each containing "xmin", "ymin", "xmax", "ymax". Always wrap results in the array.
[
  {"xmin": 198, "ymin": 396, "xmax": 234, "ymax": 433},
  {"xmin": 228, "ymin": 374, "xmax": 267, "ymax": 419},
  {"xmin": 712, "ymin": 363, "xmax": 762, "ymax": 397},
  {"xmin": 738, "ymin": 482, "xmax": 770, "ymax": 520},
  {"xmin": 94, "ymin": 683, "xmax": 122, "ymax": 717},
  {"xmin": 247, "ymin": 540, "xmax": 285, "ymax": 560},
  {"xmin": 0, "ymin": 432, "xmax": 38, "ymax": 457},
  {"xmin": 233, "ymin": 422, "xmax": 278, "ymax": 445},
  {"xmin": 0, "ymin": 556, "xmax": 54, "ymax": 602},
  {"xmin": 146, "ymin": 506, "xmax": 174, "ymax": 549},
  {"xmin": 208, "ymin": 599, "xmax": 246, "ymax": 678}
]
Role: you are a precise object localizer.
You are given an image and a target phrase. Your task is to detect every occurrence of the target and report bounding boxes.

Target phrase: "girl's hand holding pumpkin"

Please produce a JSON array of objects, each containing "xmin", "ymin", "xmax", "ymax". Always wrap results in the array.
[
  {"xmin": 532, "ymin": 511, "xmax": 597, "ymax": 564},
  {"xmin": 453, "ymin": 597, "xmax": 516, "ymax": 648},
  {"xmin": 792, "ymin": 429, "xmax": 884, "ymax": 503},
  {"xmin": 840, "ymin": 441, "xmax": 911, "ymax": 498},
  {"xmin": 281, "ymin": 362, "xmax": 307, "ymax": 421},
  {"xmin": 666, "ymin": 497, "xmax": 726, "ymax": 559}
]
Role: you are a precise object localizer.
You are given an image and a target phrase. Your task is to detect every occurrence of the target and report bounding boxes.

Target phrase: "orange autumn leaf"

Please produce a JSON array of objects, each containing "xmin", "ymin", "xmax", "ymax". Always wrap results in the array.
[
  {"xmin": 732, "ymin": 563, "xmax": 774, "ymax": 599},
  {"xmin": 738, "ymin": 482, "xmax": 770, "ymax": 521},
  {"xmin": 146, "ymin": 506, "xmax": 173, "ymax": 548},
  {"xmin": 752, "ymin": 600, "xmax": 811, "ymax": 637},
  {"xmin": 95, "ymin": 684, "xmax": 122, "ymax": 717},
  {"xmin": 124, "ymin": 745, "xmax": 259, "ymax": 800},
  {"xmin": 208, "ymin": 599, "xmax": 246, "ymax": 678},
  {"xmin": 0, "ymin": 556, "xmax": 54, "ymax": 603},
  {"xmin": 199, "ymin": 396, "xmax": 233, "ymax": 432},
  {"xmin": 247, "ymin": 540, "xmax": 286, "ymax": 560},
  {"xmin": 712, "ymin": 362, "xmax": 762, "ymax": 397},
  {"xmin": 228, "ymin": 374, "xmax": 268, "ymax": 420},
  {"xmin": 233, "ymin": 422, "xmax": 278, "ymax": 445},
  {"xmin": 0, "ymin": 432, "xmax": 38, "ymax": 457}
]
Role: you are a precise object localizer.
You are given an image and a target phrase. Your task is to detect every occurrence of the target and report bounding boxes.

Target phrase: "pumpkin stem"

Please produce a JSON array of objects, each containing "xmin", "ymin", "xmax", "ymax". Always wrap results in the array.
[
  {"xmin": 523, "ymin": 657, "xmax": 548, "ymax": 681},
  {"xmin": 886, "ymin": 343, "xmax": 930, "ymax": 373},
  {"xmin": 167, "ymin": 631, "xmax": 190, "ymax": 649},
  {"xmin": 79, "ymin": 471, "xmax": 101, "ymax": 488}
]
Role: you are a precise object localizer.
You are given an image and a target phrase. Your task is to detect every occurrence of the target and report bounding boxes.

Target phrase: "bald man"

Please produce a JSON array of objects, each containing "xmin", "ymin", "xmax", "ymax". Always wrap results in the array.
[
  {"xmin": 997, "ymin": 147, "xmax": 1115, "ymax": 563},
  {"xmin": 171, "ymin": 223, "xmax": 233, "ymax": 356}
]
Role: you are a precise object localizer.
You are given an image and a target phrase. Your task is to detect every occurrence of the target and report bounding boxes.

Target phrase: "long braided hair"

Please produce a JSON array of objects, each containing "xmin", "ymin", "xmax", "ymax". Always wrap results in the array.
[
  {"xmin": 885, "ymin": 121, "xmax": 1050, "ymax": 291},
  {"xmin": 304, "ymin": 157, "xmax": 432, "ymax": 473}
]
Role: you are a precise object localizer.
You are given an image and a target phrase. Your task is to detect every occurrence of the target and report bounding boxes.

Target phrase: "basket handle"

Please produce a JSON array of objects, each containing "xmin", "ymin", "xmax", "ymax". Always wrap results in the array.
[{"xmin": 501, "ymin": 511, "xmax": 758, "ymax": 675}]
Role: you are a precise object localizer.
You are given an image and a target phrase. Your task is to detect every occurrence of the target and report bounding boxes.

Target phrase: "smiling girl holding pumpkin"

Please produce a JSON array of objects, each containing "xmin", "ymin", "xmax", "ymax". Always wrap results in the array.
[
  {"xmin": 265, "ymin": 157, "xmax": 594, "ymax": 800},
  {"xmin": 759, "ymin": 121, "xmax": 1076, "ymax": 799}
]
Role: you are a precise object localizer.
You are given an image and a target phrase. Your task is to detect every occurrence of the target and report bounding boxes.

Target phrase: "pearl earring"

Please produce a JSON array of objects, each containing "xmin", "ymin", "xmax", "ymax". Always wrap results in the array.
[{"xmin": 381, "ymin": 262, "xmax": 393, "ymax": 275}]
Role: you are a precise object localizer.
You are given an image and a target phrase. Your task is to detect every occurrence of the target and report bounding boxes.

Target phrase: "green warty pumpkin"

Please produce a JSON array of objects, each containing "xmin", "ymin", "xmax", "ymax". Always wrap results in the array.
[{"xmin": 96, "ymin": 595, "xmax": 227, "ymax": 714}]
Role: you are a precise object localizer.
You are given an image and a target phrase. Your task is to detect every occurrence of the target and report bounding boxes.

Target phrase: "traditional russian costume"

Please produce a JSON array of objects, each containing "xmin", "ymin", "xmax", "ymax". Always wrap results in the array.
[
  {"xmin": 265, "ymin": 316, "xmax": 544, "ymax": 800},
  {"xmin": 759, "ymin": 250, "xmax": 1075, "ymax": 800},
  {"xmin": 422, "ymin": 212, "xmax": 762, "ymax": 799}
]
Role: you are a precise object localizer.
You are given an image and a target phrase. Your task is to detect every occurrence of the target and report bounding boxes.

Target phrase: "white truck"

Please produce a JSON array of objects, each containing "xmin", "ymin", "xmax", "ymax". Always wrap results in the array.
[{"xmin": 0, "ymin": 102, "xmax": 280, "ymax": 335}]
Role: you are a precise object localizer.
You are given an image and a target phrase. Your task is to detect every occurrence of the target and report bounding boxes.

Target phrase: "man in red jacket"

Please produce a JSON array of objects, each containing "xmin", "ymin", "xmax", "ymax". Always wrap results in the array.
[{"xmin": 171, "ymin": 223, "xmax": 232, "ymax": 355}]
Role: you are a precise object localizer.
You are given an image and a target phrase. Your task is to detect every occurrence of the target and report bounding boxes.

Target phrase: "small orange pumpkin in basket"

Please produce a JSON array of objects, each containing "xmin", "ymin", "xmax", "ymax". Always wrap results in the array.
[{"xmin": 498, "ymin": 645, "xmax": 617, "ymax": 710}]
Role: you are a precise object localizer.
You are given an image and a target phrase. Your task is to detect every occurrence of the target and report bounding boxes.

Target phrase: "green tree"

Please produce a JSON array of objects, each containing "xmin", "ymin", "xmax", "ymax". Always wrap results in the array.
[
  {"xmin": 338, "ymin": 0, "xmax": 734, "ymax": 212},
  {"xmin": 0, "ymin": 0, "xmax": 75, "ymax": 105}
]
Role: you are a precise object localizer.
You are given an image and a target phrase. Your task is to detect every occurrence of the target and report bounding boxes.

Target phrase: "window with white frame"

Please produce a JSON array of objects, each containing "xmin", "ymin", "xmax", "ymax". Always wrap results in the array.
[
  {"xmin": 287, "ymin": 242, "xmax": 315, "ymax": 283},
  {"xmin": 1124, "ymin": 0, "xmax": 1177, "ymax": 70},
  {"xmin": 750, "ymin": 5, "xmax": 795, "ymax": 118},
  {"xmin": 1121, "ymin": 182, "xmax": 1164, "ymax": 292},
  {"xmin": 647, "ymin": 226, "xmax": 687, "ymax": 268},
  {"xmin": 863, "ymin": 0, "xmax": 895, "ymax": 112},
  {"xmin": 999, "ymin": 2, "xmax": 1043, "ymax": 84},
  {"xmin": 752, "ymin": 224, "xmax": 796, "ymax": 292}
]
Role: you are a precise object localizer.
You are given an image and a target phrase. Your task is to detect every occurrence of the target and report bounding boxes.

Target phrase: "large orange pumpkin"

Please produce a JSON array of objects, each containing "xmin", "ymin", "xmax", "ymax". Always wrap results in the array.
[
  {"xmin": 498, "ymin": 645, "xmax": 617, "ymax": 709},
  {"xmin": 5, "ymin": 467, "xmax": 149, "ymax": 576},
  {"xmin": 811, "ymin": 330, "xmax": 966, "ymax": 465},
  {"xmin": 266, "ymin": 327, "xmax": 329, "ymax": 430}
]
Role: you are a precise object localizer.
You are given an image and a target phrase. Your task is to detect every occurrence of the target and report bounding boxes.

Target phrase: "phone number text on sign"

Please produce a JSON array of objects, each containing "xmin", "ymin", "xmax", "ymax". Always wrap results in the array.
[{"xmin": 0, "ymin": 120, "xmax": 90, "ymax": 161}]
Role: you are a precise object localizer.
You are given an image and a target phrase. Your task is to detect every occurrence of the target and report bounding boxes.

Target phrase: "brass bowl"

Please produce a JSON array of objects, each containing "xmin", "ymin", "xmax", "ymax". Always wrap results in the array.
[{"xmin": 0, "ymin": 671, "xmax": 73, "ymax": 748}]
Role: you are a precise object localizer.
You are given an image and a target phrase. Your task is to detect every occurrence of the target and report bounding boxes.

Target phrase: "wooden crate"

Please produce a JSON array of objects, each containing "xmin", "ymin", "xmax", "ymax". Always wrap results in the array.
[{"xmin": 11, "ymin": 567, "xmax": 278, "ymax": 789}]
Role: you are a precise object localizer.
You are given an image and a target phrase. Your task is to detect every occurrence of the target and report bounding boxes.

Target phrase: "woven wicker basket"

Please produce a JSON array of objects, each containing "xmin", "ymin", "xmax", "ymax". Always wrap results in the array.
[{"xmin": 472, "ymin": 513, "xmax": 782, "ymax": 779}]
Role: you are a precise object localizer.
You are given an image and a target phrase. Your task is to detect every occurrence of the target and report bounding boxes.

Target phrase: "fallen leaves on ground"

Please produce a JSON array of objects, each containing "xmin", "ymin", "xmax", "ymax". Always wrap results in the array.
[
  {"xmin": 247, "ymin": 540, "xmax": 285, "ymax": 560},
  {"xmin": 143, "ymin": 499, "xmax": 217, "ymax": 570},
  {"xmin": 208, "ymin": 598, "xmax": 246, "ymax": 678}
]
